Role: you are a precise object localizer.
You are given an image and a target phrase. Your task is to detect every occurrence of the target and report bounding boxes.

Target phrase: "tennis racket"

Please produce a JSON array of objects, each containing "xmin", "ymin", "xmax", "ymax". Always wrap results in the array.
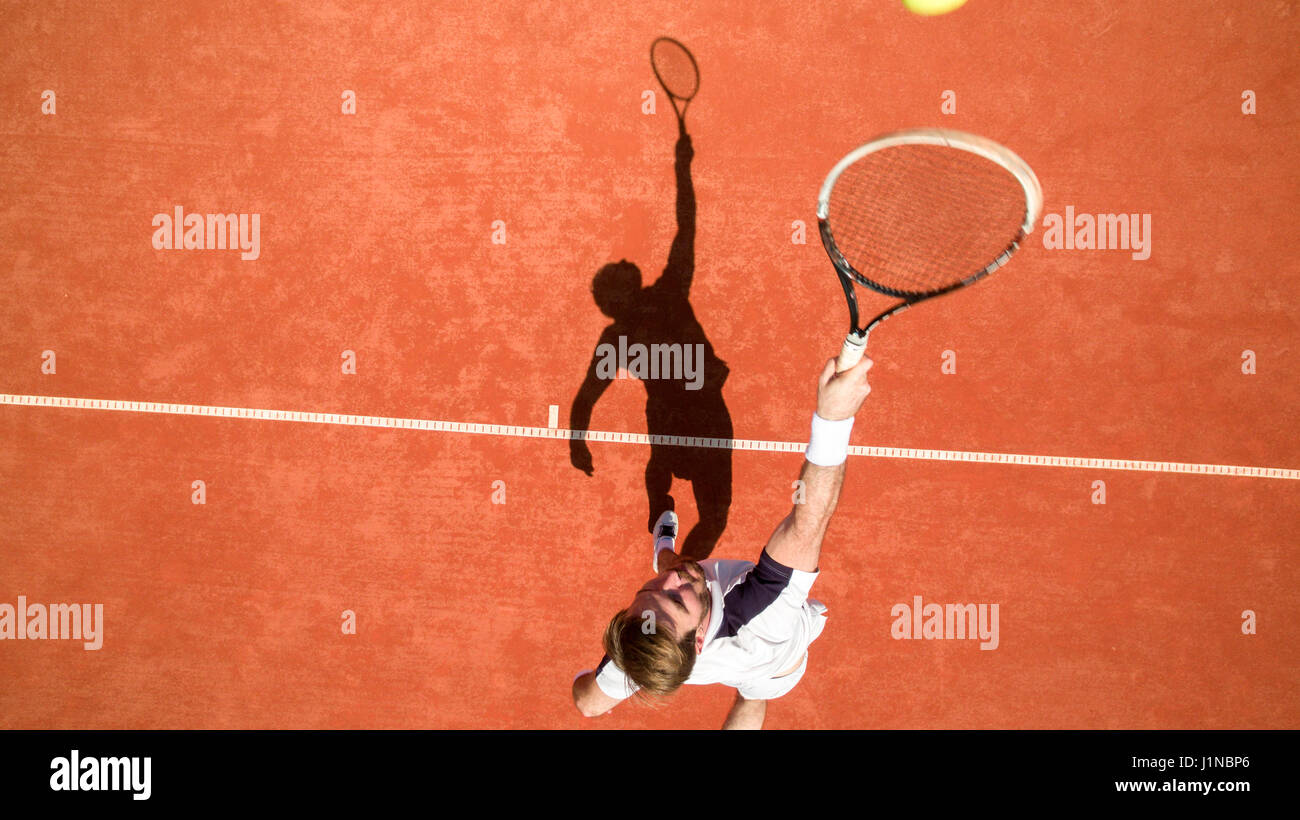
[
  {"xmin": 817, "ymin": 128, "xmax": 1043, "ymax": 371},
  {"xmin": 650, "ymin": 37, "xmax": 699, "ymax": 135}
]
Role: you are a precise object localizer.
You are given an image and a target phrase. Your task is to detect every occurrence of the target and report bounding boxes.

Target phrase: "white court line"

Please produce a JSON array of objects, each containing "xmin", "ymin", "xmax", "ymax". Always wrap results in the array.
[{"xmin": 2, "ymin": 393, "xmax": 1298, "ymax": 481}]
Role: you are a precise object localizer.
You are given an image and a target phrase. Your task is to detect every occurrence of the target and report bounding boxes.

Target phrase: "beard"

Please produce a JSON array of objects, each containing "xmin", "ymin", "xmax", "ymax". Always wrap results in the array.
[{"xmin": 677, "ymin": 560, "xmax": 711, "ymax": 618}]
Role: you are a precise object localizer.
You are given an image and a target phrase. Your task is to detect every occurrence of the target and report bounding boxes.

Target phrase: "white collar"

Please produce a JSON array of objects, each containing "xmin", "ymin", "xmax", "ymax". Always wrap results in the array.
[{"xmin": 700, "ymin": 563, "xmax": 725, "ymax": 649}]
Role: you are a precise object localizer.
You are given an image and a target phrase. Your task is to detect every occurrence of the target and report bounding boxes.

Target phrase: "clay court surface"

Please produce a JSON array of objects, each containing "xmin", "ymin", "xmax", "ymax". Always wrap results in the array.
[{"xmin": 1, "ymin": 1, "xmax": 1297, "ymax": 728}]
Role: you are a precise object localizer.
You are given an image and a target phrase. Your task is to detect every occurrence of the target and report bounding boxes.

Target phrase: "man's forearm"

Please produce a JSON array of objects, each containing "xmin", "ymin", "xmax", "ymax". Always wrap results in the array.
[
  {"xmin": 763, "ymin": 458, "xmax": 846, "ymax": 573},
  {"xmin": 791, "ymin": 458, "xmax": 846, "ymax": 539},
  {"xmin": 572, "ymin": 671, "xmax": 620, "ymax": 718},
  {"xmin": 569, "ymin": 402, "xmax": 591, "ymax": 431},
  {"xmin": 569, "ymin": 386, "xmax": 598, "ymax": 430},
  {"xmin": 675, "ymin": 156, "xmax": 694, "ymax": 235}
]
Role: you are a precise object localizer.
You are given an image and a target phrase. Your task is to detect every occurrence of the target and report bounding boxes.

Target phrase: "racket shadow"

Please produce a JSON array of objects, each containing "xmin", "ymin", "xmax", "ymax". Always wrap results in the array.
[{"xmin": 568, "ymin": 115, "xmax": 732, "ymax": 562}]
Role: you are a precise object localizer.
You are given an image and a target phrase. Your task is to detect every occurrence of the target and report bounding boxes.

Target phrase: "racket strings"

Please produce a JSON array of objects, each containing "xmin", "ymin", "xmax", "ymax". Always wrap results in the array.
[
  {"xmin": 651, "ymin": 40, "xmax": 699, "ymax": 99},
  {"xmin": 827, "ymin": 145, "xmax": 1027, "ymax": 295}
]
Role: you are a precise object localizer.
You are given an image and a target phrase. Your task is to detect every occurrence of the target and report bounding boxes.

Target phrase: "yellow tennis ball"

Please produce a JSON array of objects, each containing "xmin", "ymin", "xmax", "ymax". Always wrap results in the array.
[{"xmin": 903, "ymin": 0, "xmax": 969, "ymax": 15}]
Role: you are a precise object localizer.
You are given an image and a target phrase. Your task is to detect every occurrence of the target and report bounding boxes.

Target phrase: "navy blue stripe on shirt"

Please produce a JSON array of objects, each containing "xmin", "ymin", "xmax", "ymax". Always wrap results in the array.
[{"xmin": 717, "ymin": 550, "xmax": 797, "ymax": 639}]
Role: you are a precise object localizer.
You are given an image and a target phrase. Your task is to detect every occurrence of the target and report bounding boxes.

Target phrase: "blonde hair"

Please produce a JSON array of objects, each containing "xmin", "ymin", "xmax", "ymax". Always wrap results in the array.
[{"xmin": 602, "ymin": 607, "xmax": 697, "ymax": 702}]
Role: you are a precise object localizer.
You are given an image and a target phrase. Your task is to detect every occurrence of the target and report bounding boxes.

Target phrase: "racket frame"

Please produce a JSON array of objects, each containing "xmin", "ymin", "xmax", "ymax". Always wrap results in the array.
[
  {"xmin": 816, "ymin": 128, "xmax": 1043, "ymax": 368},
  {"xmin": 650, "ymin": 36, "xmax": 699, "ymax": 134}
]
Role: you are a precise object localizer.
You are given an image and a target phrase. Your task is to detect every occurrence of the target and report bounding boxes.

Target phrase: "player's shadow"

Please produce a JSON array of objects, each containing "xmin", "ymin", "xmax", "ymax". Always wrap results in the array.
[{"xmin": 568, "ymin": 124, "xmax": 732, "ymax": 561}]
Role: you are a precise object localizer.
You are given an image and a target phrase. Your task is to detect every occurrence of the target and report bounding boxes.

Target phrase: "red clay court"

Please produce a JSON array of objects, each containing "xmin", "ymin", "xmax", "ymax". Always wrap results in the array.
[{"xmin": 1, "ymin": 1, "xmax": 1297, "ymax": 729}]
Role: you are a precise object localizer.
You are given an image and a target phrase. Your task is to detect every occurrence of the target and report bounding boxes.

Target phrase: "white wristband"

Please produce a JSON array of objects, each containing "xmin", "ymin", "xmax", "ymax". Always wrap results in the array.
[{"xmin": 805, "ymin": 413, "xmax": 854, "ymax": 466}]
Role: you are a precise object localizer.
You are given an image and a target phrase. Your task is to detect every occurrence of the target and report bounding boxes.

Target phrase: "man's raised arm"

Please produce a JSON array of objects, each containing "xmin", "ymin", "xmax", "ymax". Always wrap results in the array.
[
  {"xmin": 763, "ymin": 355, "xmax": 873, "ymax": 573},
  {"xmin": 659, "ymin": 132, "xmax": 695, "ymax": 299}
]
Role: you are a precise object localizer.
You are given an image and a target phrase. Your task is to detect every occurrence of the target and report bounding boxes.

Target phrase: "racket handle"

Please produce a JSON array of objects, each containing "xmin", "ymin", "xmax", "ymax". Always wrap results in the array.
[{"xmin": 836, "ymin": 332, "xmax": 868, "ymax": 372}]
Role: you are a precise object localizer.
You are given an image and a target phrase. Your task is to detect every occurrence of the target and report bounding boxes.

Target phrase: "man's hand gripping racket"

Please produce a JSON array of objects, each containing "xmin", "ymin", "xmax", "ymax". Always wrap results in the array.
[
  {"xmin": 818, "ymin": 354, "xmax": 874, "ymax": 422},
  {"xmin": 816, "ymin": 129, "xmax": 1044, "ymax": 372}
]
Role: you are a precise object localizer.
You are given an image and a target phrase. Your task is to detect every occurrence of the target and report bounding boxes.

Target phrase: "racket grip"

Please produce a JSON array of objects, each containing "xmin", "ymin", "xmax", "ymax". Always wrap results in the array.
[{"xmin": 836, "ymin": 332, "xmax": 868, "ymax": 372}]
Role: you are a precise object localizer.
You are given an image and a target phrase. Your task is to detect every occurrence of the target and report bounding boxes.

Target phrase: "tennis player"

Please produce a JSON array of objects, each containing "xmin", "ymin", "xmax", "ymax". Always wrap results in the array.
[{"xmin": 572, "ymin": 352, "xmax": 873, "ymax": 728}]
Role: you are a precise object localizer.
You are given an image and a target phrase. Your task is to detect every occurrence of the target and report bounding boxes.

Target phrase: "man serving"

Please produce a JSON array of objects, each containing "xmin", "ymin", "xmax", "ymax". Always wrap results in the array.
[{"xmin": 572, "ymin": 352, "xmax": 873, "ymax": 729}]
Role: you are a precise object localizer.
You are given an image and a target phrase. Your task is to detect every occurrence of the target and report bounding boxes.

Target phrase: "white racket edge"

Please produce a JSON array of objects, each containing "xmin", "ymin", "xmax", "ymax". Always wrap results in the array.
[{"xmin": 816, "ymin": 128, "xmax": 1044, "ymax": 235}]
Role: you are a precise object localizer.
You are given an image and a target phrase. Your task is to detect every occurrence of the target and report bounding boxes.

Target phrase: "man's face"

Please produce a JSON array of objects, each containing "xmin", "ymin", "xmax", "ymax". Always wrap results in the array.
[{"xmin": 630, "ymin": 560, "xmax": 711, "ymax": 647}]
